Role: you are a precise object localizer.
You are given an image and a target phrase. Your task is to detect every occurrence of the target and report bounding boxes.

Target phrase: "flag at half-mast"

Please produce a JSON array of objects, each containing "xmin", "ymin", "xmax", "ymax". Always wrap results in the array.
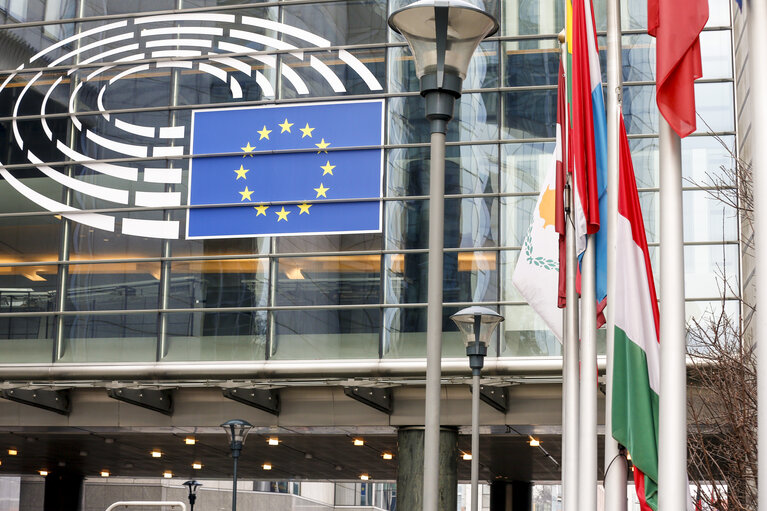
[
  {"xmin": 648, "ymin": 0, "xmax": 708, "ymax": 137},
  {"xmin": 566, "ymin": 0, "xmax": 608, "ymax": 321},
  {"xmin": 611, "ymin": 118, "xmax": 661, "ymax": 511},
  {"xmin": 511, "ymin": 61, "xmax": 567, "ymax": 341}
]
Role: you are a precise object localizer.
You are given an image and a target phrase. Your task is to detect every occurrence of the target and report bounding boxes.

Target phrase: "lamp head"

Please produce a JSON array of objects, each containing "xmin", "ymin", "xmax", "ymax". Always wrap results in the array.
[
  {"xmin": 388, "ymin": 0, "xmax": 498, "ymax": 88},
  {"xmin": 450, "ymin": 306, "xmax": 504, "ymax": 347},
  {"xmin": 183, "ymin": 480, "xmax": 202, "ymax": 496},
  {"xmin": 220, "ymin": 419, "xmax": 253, "ymax": 449}
]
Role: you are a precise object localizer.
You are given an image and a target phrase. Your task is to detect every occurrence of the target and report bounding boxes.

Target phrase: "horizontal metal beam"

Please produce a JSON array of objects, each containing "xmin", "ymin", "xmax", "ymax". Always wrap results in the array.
[{"xmin": 0, "ymin": 357, "xmax": 606, "ymax": 381}]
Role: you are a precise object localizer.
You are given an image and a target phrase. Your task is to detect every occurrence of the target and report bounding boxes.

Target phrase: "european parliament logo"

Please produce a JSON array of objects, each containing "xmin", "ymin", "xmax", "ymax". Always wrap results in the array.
[{"xmin": 187, "ymin": 100, "xmax": 384, "ymax": 238}]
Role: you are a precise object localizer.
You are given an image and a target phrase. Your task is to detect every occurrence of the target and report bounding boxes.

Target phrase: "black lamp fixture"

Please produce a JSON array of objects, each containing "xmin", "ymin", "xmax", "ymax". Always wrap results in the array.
[
  {"xmin": 182, "ymin": 480, "xmax": 202, "ymax": 511},
  {"xmin": 221, "ymin": 419, "xmax": 253, "ymax": 511}
]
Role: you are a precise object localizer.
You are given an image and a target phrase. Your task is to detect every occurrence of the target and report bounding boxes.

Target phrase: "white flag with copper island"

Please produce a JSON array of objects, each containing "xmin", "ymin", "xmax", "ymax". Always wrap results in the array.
[{"xmin": 511, "ymin": 139, "xmax": 563, "ymax": 342}]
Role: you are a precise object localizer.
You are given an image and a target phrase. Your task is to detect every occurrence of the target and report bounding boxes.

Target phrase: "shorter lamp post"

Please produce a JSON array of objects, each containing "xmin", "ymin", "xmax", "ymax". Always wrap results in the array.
[
  {"xmin": 182, "ymin": 480, "xmax": 202, "ymax": 511},
  {"xmin": 450, "ymin": 306, "xmax": 504, "ymax": 511},
  {"xmin": 221, "ymin": 419, "xmax": 253, "ymax": 511}
]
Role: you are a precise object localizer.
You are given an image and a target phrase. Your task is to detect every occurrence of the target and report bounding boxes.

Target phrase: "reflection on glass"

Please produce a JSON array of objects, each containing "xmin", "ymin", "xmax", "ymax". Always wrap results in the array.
[
  {"xmin": 684, "ymin": 244, "xmax": 739, "ymax": 299},
  {"xmin": 0, "ymin": 265, "xmax": 57, "ymax": 314},
  {"xmin": 387, "ymin": 144, "xmax": 499, "ymax": 197},
  {"xmin": 271, "ymin": 308, "xmax": 379, "ymax": 359},
  {"xmin": 0, "ymin": 215, "xmax": 61, "ymax": 262},
  {"xmin": 384, "ymin": 252, "xmax": 498, "ymax": 304},
  {"xmin": 683, "ymin": 190, "xmax": 738, "ymax": 243},
  {"xmin": 276, "ymin": 233, "xmax": 381, "ymax": 253},
  {"xmin": 502, "ymin": 0, "xmax": 563, "ymax": 36},
  {"xmin": 282, "ymin": 0, "xmax": 388, "ymax": 46},
  {"xmin": 276, "ymin": 255, "xmax": 381, "ymax": 306},
  {"xmin": 504, "ymin": 39, "xmax": 559, "ymax": 87},
  {"xmin": 503, "ymin": 89, "xmax": 557, "ymax": 139},
  {"xmin": 165, "ymin": 311, "xmax": 267, "ymax": 361},
  {"xmin": 385, "ymin": 198, "xmax": 499, "ymax": 250},
  {"xmin": 60, "ymin": 313, "xmax": 157, "ymax": 362},
  {"xmin": 66, "ymin": 262, "xmax": 161, "ymax": 311},
  {"xmin": 501, "ymin": 142, "xmax": 556, "ymax": 193},
  {"xmin": 69, "ymin": 215, "xmax": 164, "ymax": 259},
  {"xmin": 500, "ymin": 195, "xmax": 537, "ymax": 247},
  {"xmin": 168, "ymin": 258, "xmax": 269, "ymax": 309},
  {"xmin": 382, "ymin": 306, "xmax": 497, "ymax": 358},
  {"xmin": 501, "ymin": 304, "xmax": 561, "ymax": 356},
  {"xmin": 0, "ymin": 315, "xmax": 54, "ymax": 363}
]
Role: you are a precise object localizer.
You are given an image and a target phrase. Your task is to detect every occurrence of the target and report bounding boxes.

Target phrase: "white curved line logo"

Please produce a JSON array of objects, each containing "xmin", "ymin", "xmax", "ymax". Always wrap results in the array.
[{"xmin": 0, "ymin": 13, "xmax": 383, "ymax": 239}]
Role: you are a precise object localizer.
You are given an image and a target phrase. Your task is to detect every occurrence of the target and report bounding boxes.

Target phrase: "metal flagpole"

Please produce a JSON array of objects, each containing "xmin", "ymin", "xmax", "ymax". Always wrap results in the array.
[
  {"xmin": 560, "ymin": 32, "xmax": 580, "ymax": 511},
  {"xmin": 657, "ymin": 116, "xmax": 687, "ymax": 509},
  {"xmin": 748, "ymin": 0, "xmax": 767, "ymax": 509},
  {"xmin": 578, "ymin": 239, "xmax": 597, "ymax": 511},
  {"xmin": 604, "ymin": 0, "xmax": 628, "ymax": 508}
]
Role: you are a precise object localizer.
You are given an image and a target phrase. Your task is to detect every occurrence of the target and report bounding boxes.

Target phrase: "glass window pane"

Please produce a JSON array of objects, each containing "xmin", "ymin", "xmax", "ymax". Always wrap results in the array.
[
  {"xmin": 164, "ymin": 311, "xmax": 267, "ymax": 361},
  {"xmin": 389, "ymin": 93, "xmax": 499, "ymax": 145},
  {"xmin": 683, "ymin": 190, "xmax": 738, "ymax": 243},
  {"xmin": 501, "ymin": 0, "xmax": 563, "ymax": 37},
  {"xmin": 168, "ymin": 258, "xmax": 269, "ymax": 309},
  {"xmin": 693, "ymin": 82, "xmax": 735, "ymax": 134},
  {"xmin": 500, "ymin": 304, "xmax": 561, "ymax": 357},
  {"xmin": 504, "ymin": 39, "xmax": 559, "ymax": 87},
  {"xmin": 700, "ymin": 30, "xmax": 733, "ymax": 80},
  {"xmin": 271, "ymin": 308, "xmax": 380, "ymax": 359},
  {"xmin": 501, "ymin": 142, "xmax": 556, "ymax": 194},
  {"xmin": 66, "ymin": 262, "xmax": 161, "ymax": 311},
  {"xmin": 0, "ymin": 315, "xmax": 54, "ymax": 362},
  {"xmin": 685, "ymin": 244, "xmax": 739, "ymax": 299},
  {"xmin": 275, "ymin": 255, "xmax": 381, "ymax": 306},
  {"xmin": 382, "ymin": 306, "xmax": 498, "ymax": 358},
  {"xmin": 500, "ymin": 195, "xmax": 538, "ymax": 248},
  {"xmin": 503, "ymin": 89, "xmax": 557, "ymax": 140},
  {"xmin": 59, "ymin": 313, "xmax": 157, "ymax": 362},
  {"xmin": 282, "ymin": 0, "xmax": 388, "ymax": 46},
  {"xmin": 387, "ymin": 144, "xmax": 499, "ymax": 197},
  {"xmin": 385, "ymin": 198, "xmax": 499, "ymax": 250}
]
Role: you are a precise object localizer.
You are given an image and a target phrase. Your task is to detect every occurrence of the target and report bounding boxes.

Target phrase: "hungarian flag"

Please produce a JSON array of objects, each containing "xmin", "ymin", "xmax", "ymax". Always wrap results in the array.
[
  {"xmin": 611, "ymin": 118, "xmax": 661, "ymax": 511},
  {"xmin": 511, "ymin": 62, "xmax": 567, "ymax": 341},
  {"xmin": 648, "ymin": 0, "xmax": 708, "ymax": 137},
  {"xmin": 566, "ymin": 0, "xmax": 608, "ymax": 321}
]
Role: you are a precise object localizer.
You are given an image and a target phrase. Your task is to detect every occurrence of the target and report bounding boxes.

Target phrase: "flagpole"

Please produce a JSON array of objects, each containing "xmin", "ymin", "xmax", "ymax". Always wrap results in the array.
[
  {"xmin": 604, "ymin": 0, "xmax": 628, "ymax": 508},
  {"xmin": 578, "ymin": 237, "xmax": 597, "ymax": 511},
  {"xmin": 748, "ymin": 0, "xmax": 767, "ymax": 509},
  {"xmin": 560, "ymin": 32, "xmax": 580, "ymax": 511},
  {"xmin": 657, "ymin": 117, "xmax": 687, "ymax": 510}
]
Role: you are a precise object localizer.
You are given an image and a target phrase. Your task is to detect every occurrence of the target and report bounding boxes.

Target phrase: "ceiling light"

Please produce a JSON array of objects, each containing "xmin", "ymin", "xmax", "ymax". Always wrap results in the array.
[
  {"xmin": 353, "ymin": 439, "xmax": 364, "ymax": 446},
  {"xmin": 360, "ymin": 474, "xmax": 370, "ymax": 481},
  {"xmin": 462, "ymin": 452, "xmax": 472, "ymax": 461},
  {"xmin": 100, "ymin": 471, "xmax": 110, "ymax": 478},
  {"xmin": 185, "ymin": 437, "xmax": 196, "ymax": 445},
  {"xmin": 262, "ymin": 463, "xmax": 272, "ymax": 470},
  {"xmin": 79, "ymin": 451, "xmax": 87, "ymax": 457},
  {"xmin": 151, "ymin": 450, "xmax": 162, "ymax": 458},
  {"xmin": 382, "ymin": 453, "xmax": 393, "ymax": 460},
  {"xmin": 192, "ymin": 462, "xmax": 203, "ymax": 470},
  {"xmin": 267, "ymin": 437, "xmax": 279, "ymax": 446},
  {"xmin": 163, "ymin": 471, "xmax": 173, "ymax": 478},
  {"xmin": 104, "ymin": 438, "xmax": 114, "ymax": 444},
  {"xmin": 39, "ymin": 470, "xmax": 48, "ymax": 476},
  {"xmin": 7, "ymin": 449, "xmax": 17, "ymax": 456},
  {"xmin": 528, "ymin": 437, "xmax": 540, "ymax": 447}
]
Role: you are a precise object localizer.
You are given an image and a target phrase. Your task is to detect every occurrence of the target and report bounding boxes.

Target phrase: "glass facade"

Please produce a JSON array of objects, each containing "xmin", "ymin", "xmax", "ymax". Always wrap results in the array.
[{"xmin": 0, "ymin": 0, "xmax": 738, "ymax": 364}]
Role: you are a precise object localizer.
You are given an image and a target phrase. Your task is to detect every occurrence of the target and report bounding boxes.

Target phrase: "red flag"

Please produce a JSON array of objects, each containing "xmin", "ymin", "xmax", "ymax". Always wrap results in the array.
[{"xmin": 648, "ymin": 0, "xmax": 708, "ymax": 138}]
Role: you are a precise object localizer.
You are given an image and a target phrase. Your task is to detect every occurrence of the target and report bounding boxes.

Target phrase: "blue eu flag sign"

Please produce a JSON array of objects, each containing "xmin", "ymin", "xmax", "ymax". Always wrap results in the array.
[{"xmin": 187, "ymin": 100, "xmax": 384, "ymax": 238}]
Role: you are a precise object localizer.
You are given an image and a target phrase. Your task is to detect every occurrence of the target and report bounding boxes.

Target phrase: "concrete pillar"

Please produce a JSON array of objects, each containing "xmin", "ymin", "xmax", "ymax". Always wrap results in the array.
[
  {"xmin": 489, "ymin": 480, "xmax": 532, "ymax": 511},
  {"xmin": 396, "ymin": 426, "xmax": 458, "ymax": 511},
  {"xmin": 43, "ymin": 470, "xmax": 83, "ymax": 511}
]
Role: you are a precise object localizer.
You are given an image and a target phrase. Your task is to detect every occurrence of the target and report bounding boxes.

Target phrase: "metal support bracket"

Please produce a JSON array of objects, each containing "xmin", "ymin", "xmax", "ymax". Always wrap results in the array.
[
  {"xmin": 478, "ymin": 385, "xmax": 507, "ymax": 413},
  {"xmin": 223, "ymin": 388, "xmax": 280, "ymax": 415},
  {"xmin": 343, "ymin": 386, "xmax": 393, "ymax": 415},
  {"xmin": 0, "ymin": 388, "xmax": 71, "ymax": 415},
  {"xmin": 107, "ymin": 388, "xmax": 173, "ymax": 416}
]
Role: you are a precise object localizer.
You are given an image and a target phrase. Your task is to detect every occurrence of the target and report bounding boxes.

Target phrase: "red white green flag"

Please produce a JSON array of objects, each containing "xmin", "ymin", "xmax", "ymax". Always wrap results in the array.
[{"xmin": 611, "ymin": 117, "xmax": 661, "ymax": 510}]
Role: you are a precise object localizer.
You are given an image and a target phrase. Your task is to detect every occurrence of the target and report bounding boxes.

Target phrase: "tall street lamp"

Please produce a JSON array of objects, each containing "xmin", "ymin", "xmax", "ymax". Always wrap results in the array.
[
  {"xmin": 387, "ymin": 3, "xmax": 497, "ymax": 511},
  {"xmin": 451, "ymin": 306, "xmax": 504, "ymax": 511},
  {"xmin": 182, "ymin": 480, "xmax": 202, "ymax": 511},
  {"xmin": 221, "ymin": 419, "xmax": 253, "ymax": 511}
]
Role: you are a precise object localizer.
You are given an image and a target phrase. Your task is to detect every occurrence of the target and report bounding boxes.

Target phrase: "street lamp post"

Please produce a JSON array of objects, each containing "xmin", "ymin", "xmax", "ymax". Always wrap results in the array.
[
  {"xmin": 387, "ymin": 4, "xmax": 497, "ymax": 511},
  {"xmin": 450, "ymin": 306, "xmax": 504, "ymax": 511},
  {"xmin": 221, "ymin": 419, "xmax": 253, "ymax": 511},
  {"xmin": 182, "ymin": 480, "xmax": 202, "ymax": 511}
]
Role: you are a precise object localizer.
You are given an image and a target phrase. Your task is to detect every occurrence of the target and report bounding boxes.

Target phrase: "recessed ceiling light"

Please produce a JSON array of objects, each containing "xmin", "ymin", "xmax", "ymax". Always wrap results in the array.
[
  {"xmin": 163, "ymin": 471, "xmax": 173, "ymax": 479},
  {"xmin": 104, "ymin": 438, "xmax": 114, "ymax": 444},
  {"xmin": 267, "ymin": 437, "xmax": 279, "ymax": 446},
  {"xmin": 100, "ymin": 470, "xmax": 110, "ymax": 478},
  {"xmin": 7, "ymin": 449, "xmax": 17, "ymax": 456},
  {"xmin": 262, "ymin": 463, "xmax": 272, "ymax": 470},
  {"xmin": 39, "ymin": 470, "xmax": 48, "ymax": 476},
  {"xmin": 353, "ymin": 439, "xmax": 364, "ymax": 446},
  {"xmin": 462, "ymin": 452, "xmax": 472, "ymax": 461},
  {"xmin": 360, "ymin": 474, "xmax": 370, "ymax": 481},
  {"xmin": 79, "ymin": 451, "xmax": 87, "ymax": 457},
  {"xmin": 192, "ymin": 462, "xmax": 203, "ymax": 470},
  {"xmin": 151, "ymin": 450, "xmax": 162, "ymax": 458},
  {"xmin": 382, "ymin": 452, "xmax": 393, "ymax": 460},
  {"xmin": 185, "ymin": 437, "xmax": 196, "ymax": 445}
]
